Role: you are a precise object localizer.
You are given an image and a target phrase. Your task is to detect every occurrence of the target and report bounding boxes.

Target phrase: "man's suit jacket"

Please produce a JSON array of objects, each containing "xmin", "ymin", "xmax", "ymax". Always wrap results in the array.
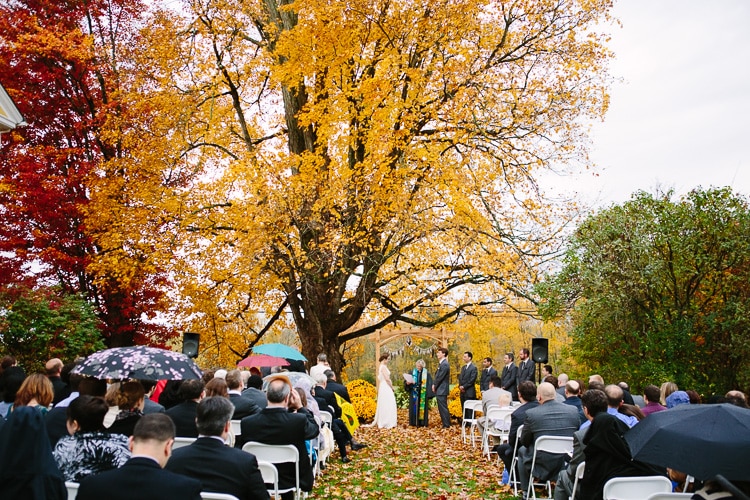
[
  {"xmin": 326, "ymin": 380, "xmax": 351, "ymax": 403},
  {"xmin": 142, "ymin": 398, "xmax": 166, "ymax": 415},
  {"xmin": 517, "ymin": 359, "xmax": 536, "ymax": 385},
  {"xmin": 241, "ymin": 387, "xmax": 268, "ymax": 410},
  {"xmin": 166, "ymin": 436, "xmax": 269, "ymax": 500},
  {"xmin": 239, "ymin": 407, "xmax": 319, "ymax": 492},
  {"xmin": 229, "ymin": 393, "xmax": 261, "ymax": 420},
  {"xmin": 314, "ymin": 385, "xmax": 341, "ymax": 419},
  {"xmin": 508, "ymin": 400, "xmax": 539, "ymax": 452},
  {"xmin": 500, "ymin": 363, "xmax": 519, "ymax": 399},
  {"xmin": 479, "ymin": 366, "xmax": 498, "ymax": 392},
  {"xmin": 166, "ymin": 400, "xmax": 199, "ymax": 437},
  {"xmin": 458, "ymin": 363, "xmax": 478, "ymax": 399},
  {"xmin": 433, "ymin": 359, "xmax": 450, "ymax": 396},
  {"xmin": 520, "ymin": 400, "xmax": 580, "ymax": 481},
  {"xmin": 77, "ymin": 456, "xmax": 201, "ymax": 500},
  {"xmin": 563, "ymin": 395, "xmax": 586, "ymax": 425}
]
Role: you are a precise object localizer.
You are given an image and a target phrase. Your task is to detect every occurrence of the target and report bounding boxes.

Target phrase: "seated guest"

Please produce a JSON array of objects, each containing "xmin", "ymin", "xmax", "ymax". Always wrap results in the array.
[
  {"xmin": 53, "ymin": 395, "xmax": 130, "ymax": 481},
  {"xmin": 14, "ymin": 373, "xmax": 54, "ymax": 414},
  {"xmin": 665, "ymin": 390, "xmax": 690, "ymax": 409},
  {"xmin": 562, "ymin": 380, "xmax": 586, "ymax": 425},
  {"xmin": 660, "ymin": 381, "xmax": 678, "ymax": 405},
  {"xmin": 139, "ymin": 380, "xmax": 166, "ymax": 414},
  {"xmin": 493, "ymin": 381, "xmax": 538, "ymax": 480},
  {"xmin": 640, "ymin": 384, "xmax": 666, "ymax": 417},
  {"xmin": 107, "ymin": 381, "xmax": 145, "ymax": 437},
  {"xmin": 580, "ymin": 393, "xmax": 662, "ymax": 500},
  {"xmin": 619, "ymin": 403, "xmax": 645, "ymax": 422},
  {"xmin": 166, "ymin": 379, "xmax": 205, "ymax": 437},
  {"xmin": 0, "ymin": 366, "xmax": 26, "ymax": 418},
  {"xmin": 227, "ymin": 370, "xmax": 261, "ymax": 419},
  {"xmin": 724, "ymin": 390, "xmax": 747, "ymax": 408},
  {"xmin": 240, "ymin": 375, "xmax": 319, "ymax": 499},
  {"xmin": 517, "ymin": 382, "xmax": 580, "ymax": 495},
  {"xmin": 0, "ymin": 406, "xmax": 66, "ymax": 499},
  {"xmin": 47, "ymin": 376, "xmax": 107, "ymax": 447},
  {"xmin": 241, "ymin": 374, "xmax": 268, "ymax": 410},
  {"xmin": 166, "ymin": 397, "xmax": 269, "ymax": 500},
  {"xmin": 45, "ymin": 358, "xmax": 67, "ymax": 406},
  {"xmin": 77, "ymin": 413, "xmax": 202, "ymax": 500},
  {"xmin": 205, "ymin": 377, "xmax": 229, "ymax": 398},
  {"xmin": 581, "ymin": 385, "xmax": 638, "ymax": 430}
]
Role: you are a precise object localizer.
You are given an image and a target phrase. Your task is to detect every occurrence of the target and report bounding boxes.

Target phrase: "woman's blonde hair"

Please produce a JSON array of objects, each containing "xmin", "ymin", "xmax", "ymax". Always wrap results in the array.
[{"xmin": 14, "ymin": 373, "xmax": 54, "ymax": 408}]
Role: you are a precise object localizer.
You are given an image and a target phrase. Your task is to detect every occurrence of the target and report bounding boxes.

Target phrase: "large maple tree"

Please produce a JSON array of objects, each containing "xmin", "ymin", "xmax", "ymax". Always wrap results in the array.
[
  {"xmin": 0, "ymin": 0, "xmax": 174, "ymax": 348},
  {"xmin": 97, "ymin": 0, "xmax": 614, "ymax": 371}
]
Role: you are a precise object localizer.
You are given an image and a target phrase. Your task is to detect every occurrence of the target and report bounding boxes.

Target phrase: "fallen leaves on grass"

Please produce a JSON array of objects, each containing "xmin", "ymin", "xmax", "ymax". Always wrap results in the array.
[{"xmin": 312, "ymin": 408, "xmax": 516, "ymax": 499}]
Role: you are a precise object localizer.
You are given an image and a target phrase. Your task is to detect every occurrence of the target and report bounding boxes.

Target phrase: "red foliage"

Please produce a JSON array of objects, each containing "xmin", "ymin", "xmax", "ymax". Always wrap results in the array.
[{"xmin": 0, "ymin": 0, "xmax": 176, "ymax": 348}]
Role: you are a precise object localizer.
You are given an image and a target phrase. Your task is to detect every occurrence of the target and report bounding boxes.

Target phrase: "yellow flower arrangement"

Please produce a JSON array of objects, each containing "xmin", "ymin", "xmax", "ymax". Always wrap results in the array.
[
  {"xmin": 448, "ymin": 384, "xmax": 482, "ymax": 418},
  {"xmin": 346, "ymin": 379, "xmax": 377, "ymax": 423}
]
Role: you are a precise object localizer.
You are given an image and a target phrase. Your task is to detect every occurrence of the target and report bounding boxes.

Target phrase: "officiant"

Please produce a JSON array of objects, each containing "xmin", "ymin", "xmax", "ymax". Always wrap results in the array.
[{"xmin": 404, "ymin": 359, "xmax": 433, "ymax": 427}]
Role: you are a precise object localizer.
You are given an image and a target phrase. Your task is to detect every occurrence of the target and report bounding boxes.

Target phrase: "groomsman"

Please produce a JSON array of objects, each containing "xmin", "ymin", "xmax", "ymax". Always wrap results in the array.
[
  {"xmin": 479, "ymin": 357, "xmax": 498, "ymax": 392},
  {"xmin": 516, "ymin": 347, "xmax": 536, "ymax": 385},
  {"xmin": 432, "ymin": 347, "xmax": 451, "ymax": 428},
  {"xmin": 500, "ymin": 352, "xmax": 519, "ymax": 400},
  {"xmin": 458, "ymin": 352, "xmax": 478, "ymax": 419}
]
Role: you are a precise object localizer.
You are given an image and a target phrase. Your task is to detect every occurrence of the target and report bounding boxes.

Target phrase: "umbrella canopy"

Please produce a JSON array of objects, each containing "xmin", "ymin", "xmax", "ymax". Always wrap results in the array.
[
  {"xmin": 238, "ymin": 354, "xmax": 290, "ymax": 369},
  {"xmin": 262, "ymin": 372, "xmax": 316, "ymax": 391},
  {"xmin": 72, "ymin": 346, "xmax": 203, "ymax": 381},
  {"xmin": 252, "ymin": 343, "xmax": 307, "ymax": 361},
  {"xmin": 625, "ymin": 403, "xmax": 750, "ymax": 481}
]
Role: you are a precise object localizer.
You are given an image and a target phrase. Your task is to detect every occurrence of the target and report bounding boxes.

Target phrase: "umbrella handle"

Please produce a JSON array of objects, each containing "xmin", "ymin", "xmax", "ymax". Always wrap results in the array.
[{"xmin": 715, "ymin": 475, "xmax": 750, "ymax": 500}]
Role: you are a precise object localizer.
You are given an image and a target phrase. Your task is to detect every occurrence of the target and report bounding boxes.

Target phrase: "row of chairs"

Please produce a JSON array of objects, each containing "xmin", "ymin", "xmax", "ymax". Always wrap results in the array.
[{"xmin": 66, "ymin": 481, "xmax": 245, "ymax": 500}]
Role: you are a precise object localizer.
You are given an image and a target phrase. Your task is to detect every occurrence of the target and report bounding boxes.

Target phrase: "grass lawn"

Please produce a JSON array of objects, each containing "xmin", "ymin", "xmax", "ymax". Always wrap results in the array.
[{"xmin": 311, "ymin": 408, "xmax": 517, "ymax": 499}]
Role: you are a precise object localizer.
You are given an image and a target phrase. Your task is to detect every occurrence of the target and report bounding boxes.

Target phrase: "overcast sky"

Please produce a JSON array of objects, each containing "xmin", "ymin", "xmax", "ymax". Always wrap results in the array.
[{"xmin": 547, "ymin": 0, "xmax": 750, "ymax": 209}]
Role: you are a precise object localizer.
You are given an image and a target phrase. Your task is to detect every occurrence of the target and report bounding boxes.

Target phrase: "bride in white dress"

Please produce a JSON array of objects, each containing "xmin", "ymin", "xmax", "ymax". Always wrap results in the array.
[{"xmin": 371, "ymin": 354, "xmax": 398, "ymax": 428}]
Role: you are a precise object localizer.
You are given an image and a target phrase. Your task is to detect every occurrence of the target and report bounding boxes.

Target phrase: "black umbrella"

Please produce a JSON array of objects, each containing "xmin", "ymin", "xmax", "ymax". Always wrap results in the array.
[
  {"xmin": 71, "ymin": 346, "xmax": 203, "ymax": 381},
  {"xmin": 625, "ymin": 403, "xmax": 750, "ymax": 481}
]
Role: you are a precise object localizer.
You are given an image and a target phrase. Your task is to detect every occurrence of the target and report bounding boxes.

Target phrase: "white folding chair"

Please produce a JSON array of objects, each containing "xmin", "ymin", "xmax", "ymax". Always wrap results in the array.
[
  {"xmin": 602, "ymin": 476, "xmax": 672, "ymax": 500},
  {"xmin": 319, "ymin": 411, "xmax": 333, "ymax": 428},
  {"xmin": 569, "ymin": 461, "xmax": 585, "ymax": 500},
  {"xmin": 526, "ymin": 435, "xmax": 574, "ymax": 500},
  {"xmin": 66, "ymin": 481, "xmax": 79, "ymax": 500},
  {"xmin": 509, "ymin": 424, "xmax": 524, "ymax": 496},
  {"xmin": 683, "ymin": 475, "xmax": 694, "ymax": 493},
  {"xmin": 482, "ymin": 408, "xmax": 514, "ymax": 459},
  {"xmin": 646, "ymin": 494, "xmax": 693, "ymax": 499},
  {"xmin": 461, "ymin": 399, "xmax": 482, "ymax": 446},
  {"xmin": 230, "ymin": 419, "xmax": 242, "ymax": 436},
  {"xmin": 242, "ymin": 442, "xmax": 301, "ymax": 500},
  {"xmin": 200, "ymin": 493, "xmax": 240, "ymax": 500},
  {"xmin": 258, "ymin": 460, "xmax": 280, "ymax": 499},
  {"xmin": 173, "ymin": 437, "xmax": 197, "ymax": 449}
]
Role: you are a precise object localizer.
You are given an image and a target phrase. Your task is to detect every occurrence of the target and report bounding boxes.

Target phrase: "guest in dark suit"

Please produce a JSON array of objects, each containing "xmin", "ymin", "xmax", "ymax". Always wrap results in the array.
[
  {"xmin": 479, "ymin": 357, "xmax": 498, "ymax": 392},
  {"xmin": 518, "ymin": 382, "xmax": 580, "ymax": 496},
  {"xmin": 241, "ymin": 375, "xmax": 268, "ymax": 410},
  {"xmin": 45, "ymin": 358, "xmax": 68, "ymax": 406},
  {"xmin": 432, "ymin": 347, "xmax": 451, "ymax": 428},
  {"xmin": 166, "ymin": 379, "xmax": 205, "ymax": 437},
  {"xmin": 239, "ymin": 375, "xmax": 320, "ymax": 499},
  {"xmin": 458, "ymin": 352, "xmax": 478, "ymax": 415},
  {"xmin": 139, "ymin": 380, "xmax": 166, "ymax": 415},
  {"xmin": 562, "ymin": 380, "xmax": 586, "ymax": 425},
  {"xmin": 516, "ymin": 347, "xmax": 536, "ymax": 386},
  {"xmin": 227, "ymin": 370, "xmax": 261, "ymax": 419},
  {"xmin": 324, "ymin": 370, "xmax": 351, "ymax": 402},
  {"xmin": 500, "ymin": 353, "xmax": 519, "ymax": 400},
  {"xmin": 166, "ymin": 396, "xmax": 269, "ymax": 500},
  {"xmin": 77, "ymin": 413, "xmax": 201, "ymax": 500},
  {"xmin": 494, "ymin": 380, "xmax": 538, "ymax": 473}
]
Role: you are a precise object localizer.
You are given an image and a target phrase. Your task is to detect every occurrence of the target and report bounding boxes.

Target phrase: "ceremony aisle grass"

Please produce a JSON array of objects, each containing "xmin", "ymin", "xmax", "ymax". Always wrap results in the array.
[{"xmin": 311, "ymin": 408, "xmax": 516, "ymax": 499}]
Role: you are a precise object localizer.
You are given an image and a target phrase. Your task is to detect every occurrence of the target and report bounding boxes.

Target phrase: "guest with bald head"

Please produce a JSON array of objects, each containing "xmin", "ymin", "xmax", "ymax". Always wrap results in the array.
[{"xmin": 517, "ymin": 382, "xmax": 580, "ymax": 495}]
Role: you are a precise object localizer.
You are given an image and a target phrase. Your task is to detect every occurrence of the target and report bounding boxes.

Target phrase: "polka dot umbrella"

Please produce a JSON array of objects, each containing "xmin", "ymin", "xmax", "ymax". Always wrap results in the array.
[{"xmin": 71, "ymin": 346, "xmax": 203, "ymax": 381}]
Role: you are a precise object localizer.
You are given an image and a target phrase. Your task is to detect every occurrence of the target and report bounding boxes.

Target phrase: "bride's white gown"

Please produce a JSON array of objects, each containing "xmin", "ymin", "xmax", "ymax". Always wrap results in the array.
[{"xmin": 372, "ymin": 364, "xmax": 398, "ymax": 429}]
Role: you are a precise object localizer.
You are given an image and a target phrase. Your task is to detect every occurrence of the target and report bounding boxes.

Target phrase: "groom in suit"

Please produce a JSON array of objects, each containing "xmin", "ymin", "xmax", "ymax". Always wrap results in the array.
[
  {"xmin": 432, "ymin": 347, "xmax": 451, "ymax": 428},
  {"xmin": 458, "ymin": 352, "xmax": 478, "ymax": 419}
]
